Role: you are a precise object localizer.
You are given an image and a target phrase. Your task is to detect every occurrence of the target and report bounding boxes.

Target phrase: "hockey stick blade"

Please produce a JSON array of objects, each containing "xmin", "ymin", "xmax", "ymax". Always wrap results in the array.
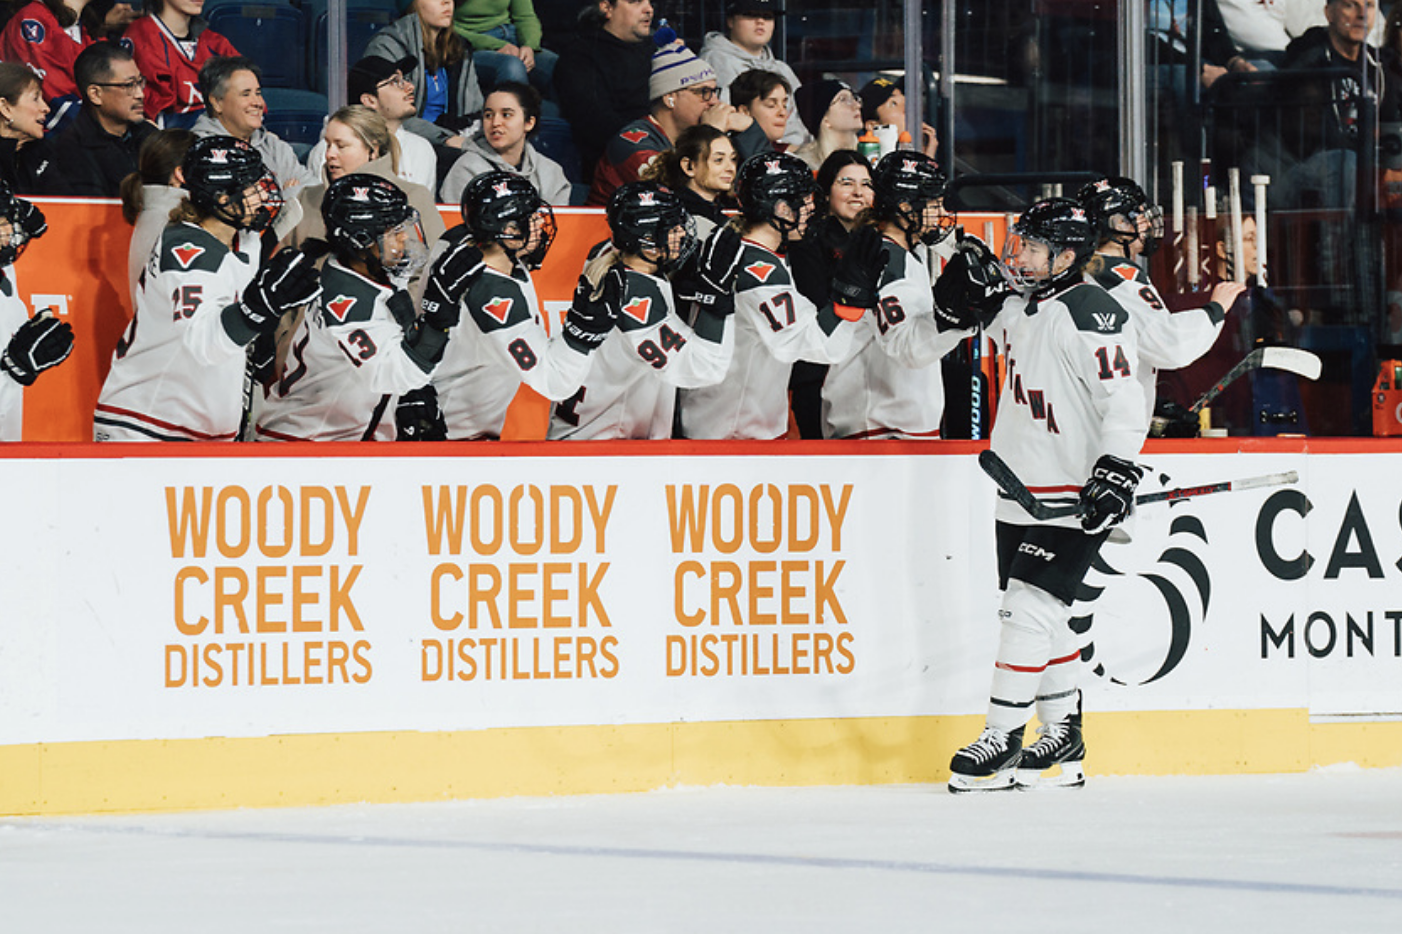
[
  {"xmin": 1189, "ymin": 347, "xmax": 1322, "ymax": 414},
  {"xmin": 977, "ymin": 449, "xmax": 1060, "ymax": 520}
]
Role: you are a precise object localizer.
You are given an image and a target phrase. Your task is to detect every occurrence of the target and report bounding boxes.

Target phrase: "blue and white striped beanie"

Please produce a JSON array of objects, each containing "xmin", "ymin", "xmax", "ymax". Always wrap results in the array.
[{"xmin": 649, "ymin": 40, "xmax": 717, "ymax": 101}]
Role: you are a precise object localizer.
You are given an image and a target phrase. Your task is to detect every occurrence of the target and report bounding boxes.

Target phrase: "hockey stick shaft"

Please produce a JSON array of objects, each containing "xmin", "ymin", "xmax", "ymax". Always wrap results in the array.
[
  {"xmin": 979, "ymin": 450, "xmax": 1299, "ymax": 520},
  {"xmin": 1188, "ymin": 347, "xmax": 1322, "ymax": 414}
]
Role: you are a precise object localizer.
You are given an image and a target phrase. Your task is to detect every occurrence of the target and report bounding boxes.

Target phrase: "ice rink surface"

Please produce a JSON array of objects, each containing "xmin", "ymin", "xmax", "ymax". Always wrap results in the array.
[{"xmin": 2, "ymin": 767, "xmax": 1399, "ymax": 933}]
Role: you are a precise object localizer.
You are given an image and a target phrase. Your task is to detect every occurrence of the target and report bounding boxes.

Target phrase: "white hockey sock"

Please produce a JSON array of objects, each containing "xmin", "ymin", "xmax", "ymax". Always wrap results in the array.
[
  {"xmin": 985, "ymin": 580, "xmax": 1064, "ymax": 734},
  {"xmin": 1035, "ymin": 622, "xmax": 1083, "ymax": 725}
]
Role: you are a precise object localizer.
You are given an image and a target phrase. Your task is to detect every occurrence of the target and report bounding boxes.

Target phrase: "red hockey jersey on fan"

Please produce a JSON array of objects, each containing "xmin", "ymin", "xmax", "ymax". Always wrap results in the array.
[
  {"xmin": 123, "ymin": 14, "xmax": 239, "ymax": 122},
  {"xmin": 0, "ymin": 2, "xmax": 92, "ymax": 107}
]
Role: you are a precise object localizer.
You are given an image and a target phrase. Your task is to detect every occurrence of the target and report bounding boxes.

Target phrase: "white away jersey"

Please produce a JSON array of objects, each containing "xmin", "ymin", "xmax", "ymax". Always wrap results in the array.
[
  {"xmin": 679, "ymin": 239, "xmax": 854, "ymax": 439},
  {"xmin": 987, "ymin": 281, "xmax": 1148, "ymax": 528},
  {"xmin": 0, "ymin": 267, "xmax": 26, "ymax": 441},
  {"xmin": 1089, "ymin": 256, "xmax": 1225, "ymax": 417},
  {"xmin": 548, "ymin": 265, "xmax": 731, "ymax": 440},
  {"xmin": 95, "ymin": 223, "xmax": 261, "ymax": 442},
  {"xmin": 433, "ymin": 262, "xmax": 593, "ymax": 440},
  {"xmin": 822, "ymin": 237, "xmax": 973, "ymax": 439},
  {"xmin": 256, "ymin": 261, "xmax": 434, "ymax": 441}
]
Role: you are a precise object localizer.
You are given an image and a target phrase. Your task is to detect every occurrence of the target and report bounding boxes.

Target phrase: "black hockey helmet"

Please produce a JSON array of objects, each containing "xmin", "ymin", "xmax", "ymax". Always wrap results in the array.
[
  {"xmin": 322, "ymin": 174, "xmax": 426, "ymax": 278},
  {"xmin": 606, "ymin": 181, "xmax": 698, "ymax": 272},
  {"xmin": 460, "ymin": 170, "xmax": 557, "ymax": 268},
  {"xmin": 182, "ymin": 135, "xmax": 282, "ymax": 232},
  {"xmin": 1076, "ymin": 175, "xmax": 1164, "ymax": 255},
  {"xmin": 870, "ymin": 150, "xmax": 954, "ymax": 245},
  {"xmin": 1000, "ymin": 197, "xmax": 1097, "ymax": 296},
  {"xmin": 736, "ymin": 152, "xmax": 819, "ymax": 236},
  {"xmin": 0, "ymin": 180, "xmax": 35, "ymax": 266}
]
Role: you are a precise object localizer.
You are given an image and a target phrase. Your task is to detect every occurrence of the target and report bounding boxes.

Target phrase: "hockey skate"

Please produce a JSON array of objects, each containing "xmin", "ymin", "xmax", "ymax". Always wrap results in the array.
[
  {"xmin": 1015, "ymin": 716, "xmax": 1085, "ymax": 789},
  {"xmin": 948, "ymin": 726, "xmax": 1024, "ymax": 793}
]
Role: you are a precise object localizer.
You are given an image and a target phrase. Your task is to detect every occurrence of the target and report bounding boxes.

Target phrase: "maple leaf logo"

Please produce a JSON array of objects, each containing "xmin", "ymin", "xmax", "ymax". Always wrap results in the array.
[
  {"xmin": 621, "ymin": 296, "xmax": 652, "ymax": 324},
  {"xmin": 171, "ymin": 243, "xmax": 205, "ymax": 268},
  {"xmin": 327, "ymin": 294, "xmax": 357, "ymax": 322},
  {"xmin": 483, "ymin": 296, "xmax": 513, "ymax": 323},
  {"xmin": 745, "ymin": 262, "xmax": 776, "ymax": 283}
]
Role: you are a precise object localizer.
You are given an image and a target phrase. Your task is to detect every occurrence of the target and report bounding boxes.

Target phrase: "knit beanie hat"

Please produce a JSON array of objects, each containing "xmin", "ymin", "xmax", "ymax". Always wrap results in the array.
[
  {"xmin": 650, "ymin": 40, "xmax": 717, "ymax": 101},
  {"xmin": 859, "ymin": 77, "xmax": 901, "ymax": 125},
  {"xmin": 795, "ymin": 79, "xmax": 851, "ymax": 135}
]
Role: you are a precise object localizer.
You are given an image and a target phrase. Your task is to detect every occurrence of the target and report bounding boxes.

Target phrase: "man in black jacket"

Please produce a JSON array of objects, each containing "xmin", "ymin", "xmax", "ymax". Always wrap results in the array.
[
  {"xmin": 552, "ymin": 0, "xmax": 655, "ymax": 182},
  {"xmin": 29, "ymin": 41, "xmax": 155, "ymax": 197}
]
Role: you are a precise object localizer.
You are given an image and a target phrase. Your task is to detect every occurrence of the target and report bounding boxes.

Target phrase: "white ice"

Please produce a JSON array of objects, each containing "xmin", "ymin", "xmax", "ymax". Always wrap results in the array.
[{"xmin": 2, "ymin": 768, "xmax": 1399, "ymax": 933}]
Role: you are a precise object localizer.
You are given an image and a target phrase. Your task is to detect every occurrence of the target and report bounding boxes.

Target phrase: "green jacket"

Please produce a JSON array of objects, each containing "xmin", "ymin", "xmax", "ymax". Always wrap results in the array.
[{"xmin": 452, "ymin": 0, "xmax": 543, "ymax": 52}]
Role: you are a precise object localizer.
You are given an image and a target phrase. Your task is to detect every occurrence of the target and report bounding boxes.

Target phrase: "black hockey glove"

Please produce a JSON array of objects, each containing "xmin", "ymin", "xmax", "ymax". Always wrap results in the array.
[
  {"xmin": 1, "ymin": 310, "xmax": 73, "ymax": 386},
  {"xmin": 673, "ymin": 224, "xmax": 744, "ymax": 315},
  {"xmin": 933, "ymin": 232, "xmax": 1010, "ymax": 331},
  {"xmin": 396, "ymin": 385, "xmax": 447, "ymax": 441},
  {"xmin": 230, "ymin": 241, "xmax": 328, "ymax": 339},
  {"xmin": 247, "ymin": 330, "xmax": 279, "ymax": 389},
  {"xmin": 421, "ymin": 229, "xmax": 486, "ymax": 331},
  {"xmin": 830, "ymin": 225, "xmax": 886, "ymax": 318},
  {"xmin": 14, "ymin": 197, "xmax": 46, "ymax": 241},
  {"xmin": 1079, "ymin": 454, "xmax": 1144, "ymax": 535},
  {"xmin": 561, "ymin": 270, "xmax": 619, "ymax": 354},
  {"xmin": 1149, "ymin": 399, "xmax": 1200, "ymax": 438}
]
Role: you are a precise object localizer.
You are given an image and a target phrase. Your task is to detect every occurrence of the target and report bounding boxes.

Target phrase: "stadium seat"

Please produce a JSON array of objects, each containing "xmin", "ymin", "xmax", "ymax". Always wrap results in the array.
[
  {"xmin": 307, "ymin": 1, "xmax": 398, "ymax": 94},
  {"xmin": 532, "ymin": 115, "xmax": 582, "ymax": 185},
  {"xmin": 261, "ymin": 87, "xmax": 330, "ymax": 159},
  {"xmin": 206, "ymin": 4, "xmax": 310, "ymax": 89}
]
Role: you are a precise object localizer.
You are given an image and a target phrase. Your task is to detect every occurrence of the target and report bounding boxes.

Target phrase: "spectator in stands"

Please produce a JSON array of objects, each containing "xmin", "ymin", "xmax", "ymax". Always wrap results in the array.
[
  {"xmin": 439, "ymin": 81, "xmax": 571, "ymax": 207},
  {"xmin": 787, "ymin": 149, "xmax": 872, "ymax": 438},
  {"xmin": 289, "ymin": 105, "xmax": 444, "ymax": 250},
  {"xmin": 1281, "ymin": 0, "xmax": 1382, "ymax": 151},
  {"xmin": 730, "ymin": 68, "xmax": 790, "ymax": 151},
  {"xmin": 192, "ymin": 56, "xmax": 314, "ymax": 196},
  {"xmin": 791, "ymin": 80, "xmax": 861, "ymax": 172},
  {"xmin": 366, "ymin": 0, "xmax": 485, "ymax": 160},
  {"xmin": 859, "ymin": 77, "xmax": 938, "ymax": 160},
  {"xmin": 306, "ymin": 55, "xmax": 438, "ymax": 193},
  {"xmin": 0, "ymin": 62, "xmax": 49, "ymax": 192},
  {"xmin": 552, "ymin": 0, "xmax": 655, "ymax": 182},
  {"xmin": 27, "ymin": 41, "xmax": 155, "ymax": 197},
  {"xmin": 81, "ymin": 0, "xmax": 140, "ymax": 41},
  {"xmin": 587, "ymin": 39, "xmax": 763, "ymax": 206},
  {"xmin": 699, "ymin": 0, "xmax": 806, "ymax": 147},
  {"xmin": 454, "ymin": 0, "xmax": 558, "ymax": 97},
  {"xmin": 638, "ymin": 123, "xmax": 736, "ymax": 233},
  {"xmin": 0, "ymin": 0, "xmax": 94, "ymax": 130},
  {"xmin": 121, "ymin": 127, "xmax": 194, "ymax": 304},
  {"xmin": 123, "ymin": 0, "xmax": 239, "ymax": 130}
]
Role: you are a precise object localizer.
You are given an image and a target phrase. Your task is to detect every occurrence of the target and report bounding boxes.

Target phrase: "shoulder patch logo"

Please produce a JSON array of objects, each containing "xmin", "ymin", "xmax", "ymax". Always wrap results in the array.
[
  {"xmin": 1092, "ymin": 311, "xmax": 1119, "ymax": 332},
  {"xmin": 745, "ymin": 261, "xmax": 776, "ymax": 282},
  {"xmin": 327, "ymin": 294, "xmax": 357, "ymax": 323},
  {"xmin": 1113, "ymin": 264, "xmax": 1137, "ymax": 280},
  {"xmin": 483, "ymin": 296, "xmax": 513, "ymax": 323},
  {"xmin": 621, "ymin": 296, "xmax": 652, "ymax": 324},
  {"xmin": 171, "ymin": 243, "xmax": 206, "ymax": 269},
  {"xmin": 621, "ymin": 129, "xmax": 649, "ymax": 144},
  {"xmin": 20, "ymin": 19, "xmax": 45, "ymax": 43}
]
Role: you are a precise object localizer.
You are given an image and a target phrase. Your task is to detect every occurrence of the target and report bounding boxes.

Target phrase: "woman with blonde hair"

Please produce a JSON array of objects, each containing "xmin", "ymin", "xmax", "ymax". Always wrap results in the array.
[{"xmin": 0, "ymin": 63, "xmax": 49, "ymax": 192}]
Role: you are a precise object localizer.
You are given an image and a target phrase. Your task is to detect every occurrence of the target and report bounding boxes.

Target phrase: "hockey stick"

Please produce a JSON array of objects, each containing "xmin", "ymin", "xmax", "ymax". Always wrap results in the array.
[
  {"xmin": 978, "ymin": 449, "xmax": 1299, "ymax": 521},
  {"xmin": 1188, "ymin": 346, "xmax": 1322, "ymax": 415}
]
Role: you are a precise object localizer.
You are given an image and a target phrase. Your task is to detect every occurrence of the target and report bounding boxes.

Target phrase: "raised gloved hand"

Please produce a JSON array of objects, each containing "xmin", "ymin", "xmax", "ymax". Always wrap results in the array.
[
  {"xmin": 396, "ymin": 385, "xmax": 447, "ymax": 441},
  {"xmin": 1, "ymin": 310, "xmax": 73, "ymax": 386},
  {"xmin": 830, "ymin": 225, "xmax": 886, "ymax": 320},
  {"xmin": 561, "ymin": 268, "xmax": 619, "ymax": 353},
  {"xmin": 13, "ymin": 197, "xmax": 46, "ymax": 241},
  {"xmin": 673, "ymin": 223, "xmax": 744, "ymax": 315},
  {"xmin": 231, "ymin": 240, "xmax": 329, "ymax": 338},
  {"xmin": 421, "ymin": 229, "xmax": 486, "ymax": 331},
  {"xmin": 933, "ymin": 232, "xmax": 1010, "ymax": 331},
  {"xmin": 1079, "ymin": 454, "xmax": 1143, "ymax": 534}
]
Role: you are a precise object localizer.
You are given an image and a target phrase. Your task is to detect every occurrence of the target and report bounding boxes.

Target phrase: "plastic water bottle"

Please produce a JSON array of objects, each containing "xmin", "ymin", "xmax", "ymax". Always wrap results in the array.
[{"xmin": 857, "ymin": 131, "xmax": 880, "ymax": 165}]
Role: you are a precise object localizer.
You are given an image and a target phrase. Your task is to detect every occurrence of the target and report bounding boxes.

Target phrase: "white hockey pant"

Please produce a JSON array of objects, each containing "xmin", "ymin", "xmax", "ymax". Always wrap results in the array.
[{"xmin": 986, "ymin": 579, "xmax": 1082, "ymax": 733}]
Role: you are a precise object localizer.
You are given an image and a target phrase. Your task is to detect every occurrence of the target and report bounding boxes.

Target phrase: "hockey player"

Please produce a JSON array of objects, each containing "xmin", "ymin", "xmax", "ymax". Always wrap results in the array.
[
  {"xmin": 548, "ymin": 180, "xmax": 733, "ymax": 440},
  {"xmin": 820, "ymin": 150, "xmax": 986, "ymax": 440},
  {"xmin": 256, "ymin": 175, "xmax": 454, "ymax": 442},
  {"xmin": 1077, "ymin": 175, "xmax": 1245, "ymax": 424},
  {"xmin": 95, "ymin": 136, "xmax": 321, "ymax": 442},
  {"xmin": 0, "ymin": 184, "xmax": 73, "ymax": 440},
  {"xmin": 948, "ymin": 198, "xmax": 1147, "ymax": 792},
  {"xmin": 424, "ymin": 171, "xmax": 612, "ymax": 441},
  {"xmin": 677, "ymin": 152, "xmax": 881, "ymax": 440}
]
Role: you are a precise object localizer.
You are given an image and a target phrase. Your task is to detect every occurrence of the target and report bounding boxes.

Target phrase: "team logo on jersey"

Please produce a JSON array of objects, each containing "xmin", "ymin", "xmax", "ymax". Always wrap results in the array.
[
  {"xmin": 482, "ymin": 296, "xmax": 513, "ymax": 323},
  {"xmin": 744, "ymin": 261, "xmax": 777, "ymax": 282},
  {"xmin": 621, "ymin": 130, "xmax": 649, "ymax": 144},
  {"xmin": 1112, "ymin": 263, "xmax": 1137, "ymax": 280},
  {"xmin": 1092, "ymin": 311, "xmax": 1119, "ymax": 332},
  {"xmin": 171, "ymin": 243, "xmax": 206, "ymax": 269},
  {"xmin": 20, "ymin": 20, "xmax": 44, "ymax": 43},
  {"xmin": 620, "ymin": 296, "xmax": 652, "ymax": 324},
  {"xmin": 327, "ymin": 294, "xmax": 358, "ymax": 322}
]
